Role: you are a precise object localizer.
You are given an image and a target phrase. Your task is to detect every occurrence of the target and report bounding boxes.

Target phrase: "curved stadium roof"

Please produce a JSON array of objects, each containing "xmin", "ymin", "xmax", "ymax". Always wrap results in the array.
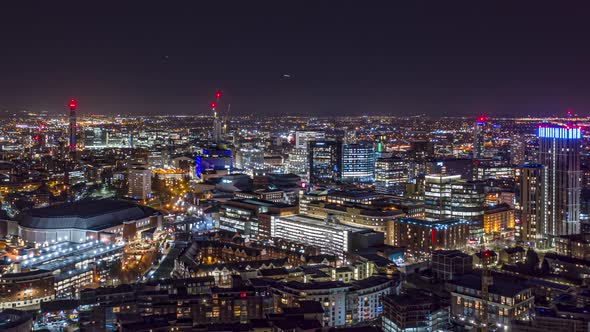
[{"xmin": 19, "ymin": 199, "xmax": 157, "ymax": 230}]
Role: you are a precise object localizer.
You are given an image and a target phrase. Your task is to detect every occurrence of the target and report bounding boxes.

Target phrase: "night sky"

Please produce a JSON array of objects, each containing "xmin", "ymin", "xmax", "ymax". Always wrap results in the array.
[{"xmin": 1, "ymin": 1, "xmax": 590, "ymax": 117}]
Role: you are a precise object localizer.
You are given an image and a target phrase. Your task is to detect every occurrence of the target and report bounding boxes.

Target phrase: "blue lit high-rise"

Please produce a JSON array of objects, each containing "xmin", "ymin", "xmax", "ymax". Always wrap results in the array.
[{"xmin": 538, "ymin": 124, "xmax": 582, "ymax": 239}]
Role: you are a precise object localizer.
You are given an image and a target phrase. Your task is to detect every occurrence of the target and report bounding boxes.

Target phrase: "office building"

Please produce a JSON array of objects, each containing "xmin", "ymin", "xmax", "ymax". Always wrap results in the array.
[
  {"xmin": 515, "ymin": 164, "xmax": 544, "ymax": 244},
  {"xmin": 511, "ymin": 136, "xmax": 526, "ymax": 165},
  {"xmin": 235, "ymin": 148, "xmax": 264, "ymax": 172},
  {"xmin": 299, "ymin": 189, "xmax": 329, "ymax": 215},
  {"xmin": 326, "ymin": 190, "xmax": 380, "ymax": 205},
  {"xmin": 295, "ymin": 130, "xmax": 325, "ymax": 149},
  {"xmin": 450, "ymin": 180, "xmax": 484, "ymax": 221},
  {"xmin": 424, "ymin": 174, "xmax": 461, "ymax": 220},
  {"xmin": 286, "ymin": 148, "xmax": 309, "ymax": 181},
  {"xmin": 195, "ymin": 147, "xmax": 233, "ymax": 179},
  {"xmin": 218, "ymin": 199, "xmax": 298, "ymax": 239},
  {"xmin": 390, "ymin": 218, "xmax": 470, "ymax": 256},
  {"xmin": 538, "ymin": 125, "xmax": 582, "ymax": 237},
  {"xmin": 127, "ymin": 165, "xmax": 152, "ymax": 200},
  {"xmin": 305, "ymin": 200, "xmax": 405, "ymax": 246},
  {"xmin": 308, "ymin": 140, "xmax": 342, "ymax": 184},
  {"xmin": 425, "ymin": 158, "xmax": 473, "ymax": 181},
  {"xmin": 341, "ymin": 143, "xmax": 375, "ymax": 182},
  {"xmin": 474, "ymin": 159, "xmax": 514, "ymax": 181},
  {"xmin": 375, "ymin": 157, "xmax": 408, "ymax": 195},
  {"xmin": 473, "ymin": 116, "xmax": 487, "ymax": 159},
  {"xmin": 431, "ymin": 249, "xmax": 473, "ymax": 280},
  {"xmin": 270, "ymin": 214, "xmax": 370, "ymax": 260},
  {"xmin": 68, "ymin": 99, "xmax": 77, "ymax": 160}
]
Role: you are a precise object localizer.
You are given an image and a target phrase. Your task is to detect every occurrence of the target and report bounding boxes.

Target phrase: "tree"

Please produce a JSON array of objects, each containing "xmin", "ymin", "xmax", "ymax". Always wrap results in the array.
[
  {"xmin": 540, "ymin": 258, "xmax": 550, "ymax": 276},
  {"xmin": 152, "ymin": 173, "xmax": 166, "ymax": 193},
  {"xmin": 524, "ymin": 248, "xmax": 540, "ymax": 273}
]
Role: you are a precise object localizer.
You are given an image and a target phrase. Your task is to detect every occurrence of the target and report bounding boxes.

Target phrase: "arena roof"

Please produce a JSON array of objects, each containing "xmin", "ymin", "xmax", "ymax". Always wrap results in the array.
[{"xmin": 19, "ymin": 199, "xmax": 158, "ymax": 230}]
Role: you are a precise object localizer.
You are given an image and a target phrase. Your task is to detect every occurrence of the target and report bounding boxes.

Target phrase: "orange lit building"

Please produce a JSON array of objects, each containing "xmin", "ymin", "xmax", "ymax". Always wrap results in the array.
[{"xmin": 483, "ymin": 203, "xmax": 515, "ymax": 234}]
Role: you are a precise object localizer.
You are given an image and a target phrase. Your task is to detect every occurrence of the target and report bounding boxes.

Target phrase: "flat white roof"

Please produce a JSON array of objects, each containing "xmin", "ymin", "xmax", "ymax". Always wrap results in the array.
[{"xmin": 279, "ymin": 214, "xmax": 368, "ymax": 232}]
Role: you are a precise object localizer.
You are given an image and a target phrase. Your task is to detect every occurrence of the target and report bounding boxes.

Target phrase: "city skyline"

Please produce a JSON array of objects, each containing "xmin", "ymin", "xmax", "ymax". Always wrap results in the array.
[{"xmin": 4, "ymin": 3, "xmax": 590, "ymax": 332}]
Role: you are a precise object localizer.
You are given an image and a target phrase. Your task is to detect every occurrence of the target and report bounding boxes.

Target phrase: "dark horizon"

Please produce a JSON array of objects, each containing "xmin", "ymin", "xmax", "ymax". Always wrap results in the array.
[{"xmin": 1, "ymin": 1, "xmax": 590, "ymax": 117}]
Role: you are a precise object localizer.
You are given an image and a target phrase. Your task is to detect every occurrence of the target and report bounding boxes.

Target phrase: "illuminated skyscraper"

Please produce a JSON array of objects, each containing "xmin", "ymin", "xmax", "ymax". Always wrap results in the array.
[
  {"xmin": 236, "ymin": 148, "xmax": 264, "ymax": 174},
  {"xmin": 308, "ymin": 140, "xmax": 342, "ymax": 185},
  {"xmin": 375, "ymin": 158, "xmax": 408, "ymax": 195},
  {"xmin": 538, "ymin": 125, "xmax": 582, "ymax": 238},
  {"xmin": 68, "ymin": 99, "xmax": 77, "ymax": 160},
  {"xmin": 286, "ymin": 148, "xmax": 309, "ymax": 182},
  {"xmin": 515, "ymin": 164, "xmax": 544, "ymax": 244},
  {"xmin": 341, "ymin": 143, "xmax": 375, "ymax": 182},
  {"xmin": 128, "ymin": 165, "xmax": 152, "ymax": 201},
  {"xmin": 424, "ymin": 174, "xmax": 461, "ymax": 221},
  {"xmin": 473, "ymin": 116, "xmax": 487, "ymax": 159},
  {"xmin": 510, "ymin": 135, "xmax": 526, "ymax": 165},
  {"xmin": 450, "ymin": 180, "xmax": 484, "ymax": 222}
]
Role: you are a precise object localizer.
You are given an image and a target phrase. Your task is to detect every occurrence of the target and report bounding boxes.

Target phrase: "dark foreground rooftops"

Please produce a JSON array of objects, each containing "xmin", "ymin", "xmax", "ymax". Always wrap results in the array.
[{"xmin": 449, "ymin": 272, "xmax": 530, "ymax": 297}]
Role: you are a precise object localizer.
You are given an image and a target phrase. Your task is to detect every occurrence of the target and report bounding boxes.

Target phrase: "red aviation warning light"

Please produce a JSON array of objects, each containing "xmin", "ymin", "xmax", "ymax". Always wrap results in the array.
[
  {"xmin": 476, "ymin": 115, "xmax": 487, "ymax": 123},
  {"xmin": 68, "ymin": 99, "xmax": 77, "ymax": 110},
  {"xmin": 215, "ymin": 91, "xmax": 222, "ymax": 99},
  {"xmin": 210, "ymin": 102, "xmax": 217, "ymax": 109}
]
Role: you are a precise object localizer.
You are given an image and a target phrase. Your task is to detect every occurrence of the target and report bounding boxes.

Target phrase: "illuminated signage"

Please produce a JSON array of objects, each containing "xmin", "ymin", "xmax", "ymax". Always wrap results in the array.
[{"xmin": 537, "ymin": 126, "xmax": 582, "ymax": 139}]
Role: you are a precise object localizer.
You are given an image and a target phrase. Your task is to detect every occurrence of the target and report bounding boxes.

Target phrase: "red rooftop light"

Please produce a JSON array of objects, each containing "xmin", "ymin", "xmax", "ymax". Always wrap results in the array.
[{"xmin": 68, "ymin": 99, "xmax": 77, "ymax": 110}]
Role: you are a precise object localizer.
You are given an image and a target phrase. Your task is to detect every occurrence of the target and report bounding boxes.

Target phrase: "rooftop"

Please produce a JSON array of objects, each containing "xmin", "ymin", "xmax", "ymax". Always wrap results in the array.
[
  {"xmin": 280, "ymin": 215, "xmax": 369, "ymax": 232},
  {"xmin": 328, "ymin": 190, "xmax": 379, "ymax": 199},
  {"xmin": 284, "ymin": 280, "xmax": 351, "ymax": 291},
  {"xmin": 384, "ymin": 288, "xmax": 440, "ymax": 307},
  {"xmin": 398, "ymin": 217, "xmax": 470, "ymax": 229},
  {"xmin": 19, "ymin": 199, "xmax": 157, "ymax": 230},
  {"xmin": 432, "ymin": 249, "xmax": 471, "ymax": 258},
  {"xmin": 450, "ymin": 272, "xmax": 530, "ymax": 297}
]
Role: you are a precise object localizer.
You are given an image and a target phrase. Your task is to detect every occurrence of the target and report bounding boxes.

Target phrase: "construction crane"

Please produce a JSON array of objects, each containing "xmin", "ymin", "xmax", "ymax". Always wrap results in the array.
[
  {"xmin": 480, "ymin": 249, "xmax": 493, "ymax": 332},
  {"xmin": 224, "ymin": 103, "xmax": 231, "ymax": 136}
]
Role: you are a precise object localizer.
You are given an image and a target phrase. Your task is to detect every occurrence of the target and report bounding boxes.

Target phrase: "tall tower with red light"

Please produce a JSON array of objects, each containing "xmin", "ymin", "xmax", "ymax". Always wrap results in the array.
[
  {"xmin": 211, "ymin": 91, "xmax": 223, "ymax": 143},
  {"xmin": 473, "ymin": 115, "xmax": 487, "ymax": 159},
  {"xmin": 33, "ymin": 122, "xmax": 47, "ymax": 149},
  {"xmin": 68, "ymin": 99, "xmax": 77, "ymax": 160}
]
